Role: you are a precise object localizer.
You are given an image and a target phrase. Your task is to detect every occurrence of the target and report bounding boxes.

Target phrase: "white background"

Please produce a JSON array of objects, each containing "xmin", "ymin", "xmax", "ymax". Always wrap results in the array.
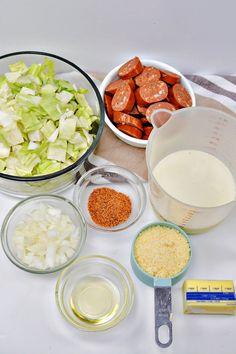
[
  {"xmin": 0, "ymin": 0, "xmax": 235, "ymax": 74},
  {"xmin": 0, "ymin": 186, "xmax": 236, "ymax": 354}
]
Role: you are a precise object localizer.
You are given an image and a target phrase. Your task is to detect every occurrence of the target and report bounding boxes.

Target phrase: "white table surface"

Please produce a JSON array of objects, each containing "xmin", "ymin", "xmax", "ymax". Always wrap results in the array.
[{"xmin": 0, "ymin": 184, "xmax": 236, "ymax": 354}]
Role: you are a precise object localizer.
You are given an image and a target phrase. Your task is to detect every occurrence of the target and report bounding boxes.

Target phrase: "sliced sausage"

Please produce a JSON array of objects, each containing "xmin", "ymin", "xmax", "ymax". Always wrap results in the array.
[
  {"xmin": 113, "ymin": 111, "xmax": 143, "ymax": 131},
  {"xmin": 143, "ymin": 126, "xmax": 153, "ymax": 138},
  {"xmin": 141, "ymin": 117, "xmax": 149, "ymax": 124},
  {"xmin": 134, "ymin": 66, "xmax": 161, "ymax": 86},
  {"xmin": 117, "ymin": 124, "xmax": 142, "ymax": 139},
  {"xmin": 146, "ymin": 102, "xmax": 176, "ymax": 122},
  {"xmin": 160, "ymin": 70, "xmax": 181, "ymax": 85},
  {"xmin": 169, "ymin": 83, "xmax": 192, "ymax": 107},
  {"xmin": 105, "ymin": 78, "xmax": 135, "ymax": 95},
  {"xmin": 129, "ymin": 105, "xmax": 140, "ymax": 117},
  {"xmin": 118, "ymin": 57, "xmax": 143, "ymax": 79},
  {"xmin": 137, "ymin": 105, "xmax": 147, "ymax": 116},
  {"xmin": 135, "ymin": 81, "xmax": 168, "ymax": 106},
  {"xmin": 111, "ymin": 82, "xmax": 135, "ymax": 113},
  {"xmin": 104, "ymin": 94, "xmax": 113, "ymax": 120},
  {"xmin": 165, "ymin": 95, "xmax": 180, "ymax": 109}
]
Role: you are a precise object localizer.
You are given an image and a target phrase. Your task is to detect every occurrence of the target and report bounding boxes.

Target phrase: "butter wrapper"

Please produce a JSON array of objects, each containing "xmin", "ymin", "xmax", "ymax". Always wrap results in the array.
[{"xmin": 183, "ymin": 280, "xmax": 236, "ymax": 315}]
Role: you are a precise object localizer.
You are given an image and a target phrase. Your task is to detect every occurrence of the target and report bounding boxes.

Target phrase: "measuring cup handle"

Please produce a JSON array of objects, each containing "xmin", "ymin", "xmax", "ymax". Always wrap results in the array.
[
  {"xmin": 151, "ymin": 109, "xmax": 173, "ymax": 130},
  {"xmin": 154, "ymin": 286, "xmax": 173, "ymax": 348}
]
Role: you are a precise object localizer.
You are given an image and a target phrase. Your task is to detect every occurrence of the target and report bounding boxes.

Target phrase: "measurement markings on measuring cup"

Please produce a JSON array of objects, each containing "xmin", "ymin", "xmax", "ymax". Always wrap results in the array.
[{"xmin": 179, "ymin": 209, "xmax": 196, "ymax": 227}]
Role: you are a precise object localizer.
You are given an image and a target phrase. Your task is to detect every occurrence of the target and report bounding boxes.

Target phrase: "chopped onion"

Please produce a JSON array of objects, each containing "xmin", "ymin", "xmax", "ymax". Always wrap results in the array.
[
  {"xmin": 28, "ymin": 141, "xmax": 40, "ymax": 150},
  {"xmin": 12, "ymin": 203, "xmax": 80, "ymax": 270}
]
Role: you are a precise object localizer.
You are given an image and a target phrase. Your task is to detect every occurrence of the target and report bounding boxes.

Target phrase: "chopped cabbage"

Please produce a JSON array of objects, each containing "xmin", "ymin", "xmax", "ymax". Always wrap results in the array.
[{"xmin": 0, "ymin": 58, "xmax": 99, "ymax": 176}]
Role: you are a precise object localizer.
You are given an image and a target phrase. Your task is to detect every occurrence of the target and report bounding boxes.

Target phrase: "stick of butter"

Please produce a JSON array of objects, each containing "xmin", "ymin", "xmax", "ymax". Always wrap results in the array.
[{"xmin": 183, "ymin": 280, "xmax": 236, "ymax": 315}]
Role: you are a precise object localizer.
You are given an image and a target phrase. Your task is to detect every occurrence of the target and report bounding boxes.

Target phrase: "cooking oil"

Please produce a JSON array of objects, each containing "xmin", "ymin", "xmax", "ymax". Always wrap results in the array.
[{"xmin": 70, "ymin": 275, "xmax": 120, "ymax": 324}]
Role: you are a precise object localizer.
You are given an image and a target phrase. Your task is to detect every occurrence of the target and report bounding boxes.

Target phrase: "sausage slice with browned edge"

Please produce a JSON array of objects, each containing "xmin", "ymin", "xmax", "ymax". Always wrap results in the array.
[
  {"xmin": 105, "ymin": 78, "xmax": 135, "ymax": 95},
  {"xmin": 137, "ymin": 105, "xmax": 147, "ymax": 116},
  {"xmin": 146, "ymin": 102, "xmax": 176, "ymax": 122},
  {"xmin": 118, "ymin": 57, "xmax": 143, "ymax": 79},
  {"xmin": 111, "ymin": 82, "xmax": 135, "ymax": 113},
  {"xmin": 161, "ymin": 70, "xmax": 181, "ymax": 85},
  {"xmin": 129, "ymin": 105, "xmax": 141, "ymax": 117},
  {"xmin": 141, "ymin": 117, "xmax": 149, "ymax": 124},
  {"xmin": 169, "ymin": 83, "xmax": 192, "ymax": 107},
  {"xmin": 135, "ymin": 81, "xmax": 168, "ymax": 106},
  {"xmin": 135, "ymin": 66, "xmax": 161, "ymax": 86},
  {"xmin": 117, "ymin": 124, "xmax": 142, "ymax": 139},
  {"xmin": 113, "ymin": 111, "xmax": 143, "ymax": 131},
  {"xmin": 104, "ymin": 94, "xmax": 113, "ymax": 120},
  {"xmin": 143, "ymin": 126, "xmax": 153, "ymax": 138}
]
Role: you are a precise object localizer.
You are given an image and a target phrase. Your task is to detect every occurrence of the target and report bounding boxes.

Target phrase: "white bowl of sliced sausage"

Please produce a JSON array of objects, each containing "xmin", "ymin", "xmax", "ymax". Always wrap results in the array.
[{"xmin": 99, "ymin": 57, "xmax": 196, "ymax": 148}]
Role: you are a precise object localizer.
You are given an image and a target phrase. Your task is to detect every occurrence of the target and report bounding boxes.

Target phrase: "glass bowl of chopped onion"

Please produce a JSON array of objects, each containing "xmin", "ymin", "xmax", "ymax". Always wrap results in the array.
[
  {"xmin": 73, "ymin": 165, "xmax": 147, "ymax": 232},
  {"xmin": 0, "ymin": 51, "xmax": 104, "ymax": 197},
  {"xmin": 1, "ymin": 194, "xmax": 87, "ymax": 273}
]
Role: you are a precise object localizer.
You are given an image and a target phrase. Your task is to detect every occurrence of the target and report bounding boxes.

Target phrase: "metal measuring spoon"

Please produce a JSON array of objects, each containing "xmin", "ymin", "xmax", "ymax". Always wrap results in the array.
[{"xmin": 131, "ymin": 222, "xmax": 192, "ymax": 348}]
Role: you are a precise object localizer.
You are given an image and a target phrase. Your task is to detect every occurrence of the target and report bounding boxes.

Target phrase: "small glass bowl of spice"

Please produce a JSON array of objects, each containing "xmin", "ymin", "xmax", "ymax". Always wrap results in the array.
[{"xmin": 73, "ymin": 165, "xmax": 146, "ymax": 231}]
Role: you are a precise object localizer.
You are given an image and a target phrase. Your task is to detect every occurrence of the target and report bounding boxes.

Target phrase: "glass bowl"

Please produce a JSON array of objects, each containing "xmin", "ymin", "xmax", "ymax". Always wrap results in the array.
[
  {"xmin": 0, "ymin": 51, "xmax": 104, "ymax": 197},
  {"xmin": 73, "ymin": 165, "xmax": 146, "ymax": 231},
  {"xmin": 1, "ymin": 194, "xmax": 87, "ymax": 274},
  {"xmin": 55, "ymin": 255, "xmax": 134, "ymax": 331}
]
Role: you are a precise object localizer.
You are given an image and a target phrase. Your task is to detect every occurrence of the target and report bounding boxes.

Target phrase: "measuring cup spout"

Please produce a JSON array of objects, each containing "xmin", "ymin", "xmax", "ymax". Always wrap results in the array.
[{"xmin": 151, "ymin": 109, "xmax": 173, "ymax": 130}]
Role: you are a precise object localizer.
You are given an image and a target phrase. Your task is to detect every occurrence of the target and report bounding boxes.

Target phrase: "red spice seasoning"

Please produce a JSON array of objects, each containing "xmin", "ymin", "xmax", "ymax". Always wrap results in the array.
[{"xmin": 88, "ymin": 187, "xmax": 132, "ymax": 228}]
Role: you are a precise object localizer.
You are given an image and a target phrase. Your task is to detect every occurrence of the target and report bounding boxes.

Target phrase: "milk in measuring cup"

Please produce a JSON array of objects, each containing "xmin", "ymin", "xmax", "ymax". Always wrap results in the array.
[{"xmin": 152, "ymin": 150, "xmax": 235, "ymax": 208}]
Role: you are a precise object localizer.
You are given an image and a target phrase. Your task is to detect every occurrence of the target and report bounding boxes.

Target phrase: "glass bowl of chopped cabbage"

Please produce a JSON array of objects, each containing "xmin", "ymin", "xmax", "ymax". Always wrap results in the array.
[
  {"xmin": 0, "ymin": 51, "xmax": 104, "ymax": 197},
  {"xmin": 1, "ymin": 194, "xmax": 87, "ymax": 273}
]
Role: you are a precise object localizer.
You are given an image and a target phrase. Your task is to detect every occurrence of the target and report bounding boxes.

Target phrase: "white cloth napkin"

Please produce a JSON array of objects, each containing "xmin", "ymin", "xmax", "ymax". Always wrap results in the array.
[{"xmin": 186, "ymin": 74, "xmax": 236, "ymax": 114}]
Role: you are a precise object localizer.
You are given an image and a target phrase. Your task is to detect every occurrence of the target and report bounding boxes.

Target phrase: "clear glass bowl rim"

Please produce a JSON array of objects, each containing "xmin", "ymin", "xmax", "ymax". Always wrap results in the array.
[
  {"xmin": 1, "ymin": 194, "xmax": 87, "ymax": 274},
  {"xmin": 73, "ymin": 165, "xmax": 147, "ymax": 232},
  {"xmin": 0, "ymin": 50, "xmax": 105, "ymax": 182},
  {"xmin": 55, "ymin": 254, "xmax": 135, "ymax": 331}
]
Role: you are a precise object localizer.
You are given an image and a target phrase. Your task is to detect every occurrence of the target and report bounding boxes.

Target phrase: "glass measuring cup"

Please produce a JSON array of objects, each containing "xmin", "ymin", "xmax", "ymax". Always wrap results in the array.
[
  {"xmin": 146, "ymin": 107, "xmax": 236, "ymax": 234},
  {"xmin": 131, "ymin": 222, "xmax": 192, "ymax": 348}
]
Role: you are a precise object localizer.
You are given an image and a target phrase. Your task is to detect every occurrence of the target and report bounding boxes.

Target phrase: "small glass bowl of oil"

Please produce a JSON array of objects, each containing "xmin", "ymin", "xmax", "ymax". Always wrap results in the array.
[{"xmin": 55, "ymin": 255, "xmax": 134, "ymax": 331}]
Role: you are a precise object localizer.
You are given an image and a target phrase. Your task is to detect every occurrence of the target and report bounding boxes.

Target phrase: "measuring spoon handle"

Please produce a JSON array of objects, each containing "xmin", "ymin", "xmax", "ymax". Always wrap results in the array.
[{"xmin": 155, "ymin": 286, "xmax": 173, "ymax": 348}]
